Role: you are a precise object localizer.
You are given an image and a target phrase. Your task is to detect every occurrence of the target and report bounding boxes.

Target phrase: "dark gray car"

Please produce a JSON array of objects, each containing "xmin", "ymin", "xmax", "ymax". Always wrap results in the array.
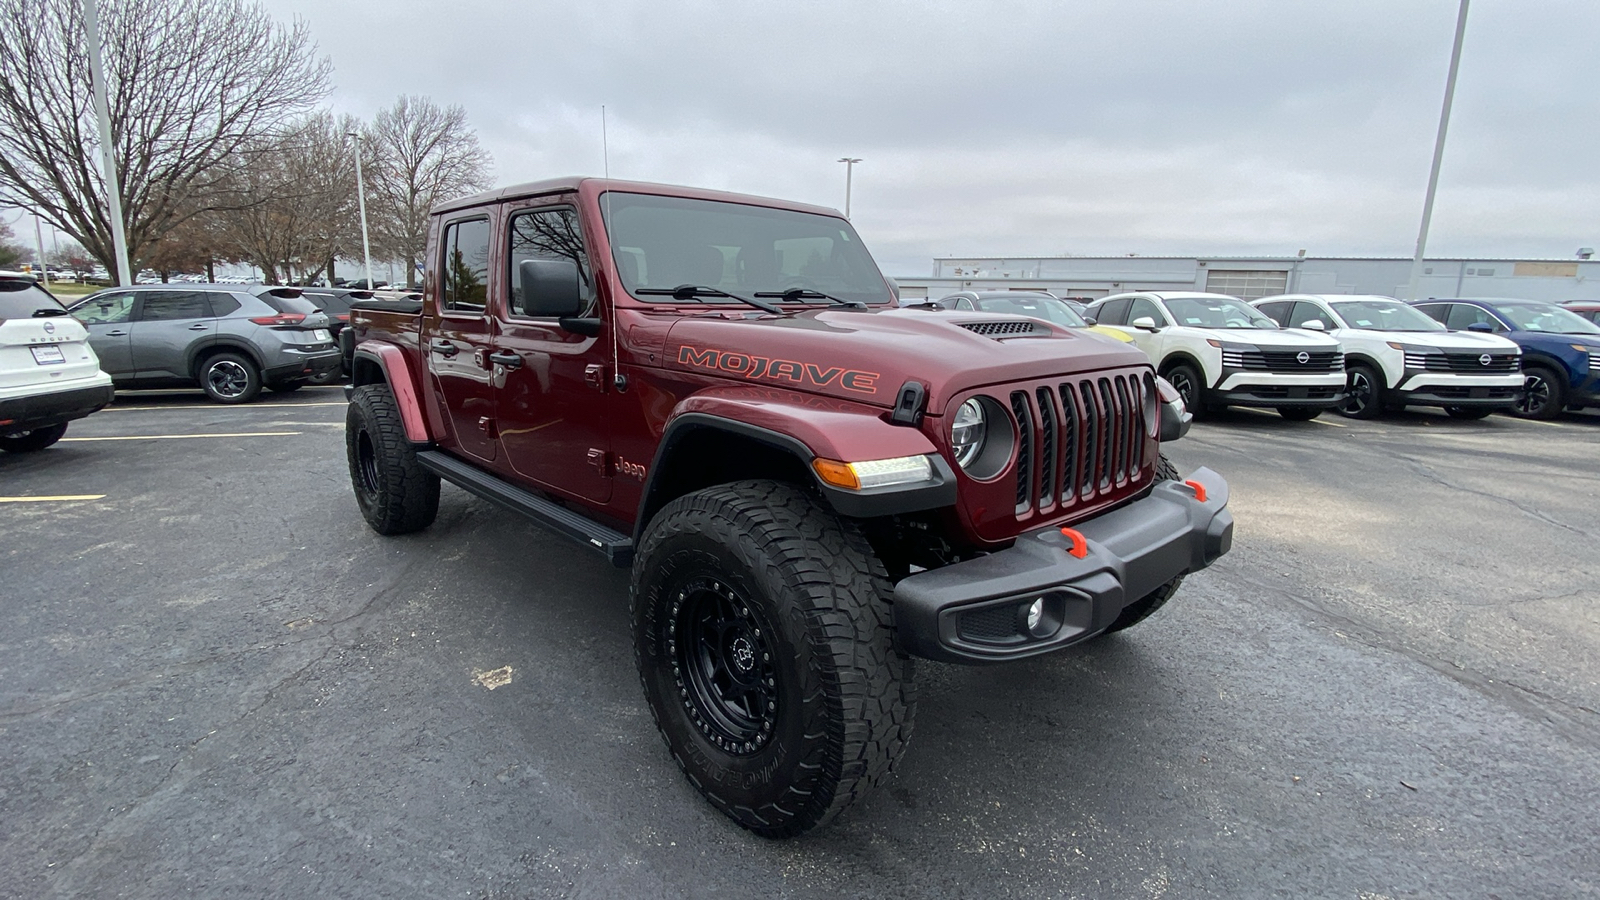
[{"xmin": 68, "ymin": 284, "xmax": 341, "ymax": 403}]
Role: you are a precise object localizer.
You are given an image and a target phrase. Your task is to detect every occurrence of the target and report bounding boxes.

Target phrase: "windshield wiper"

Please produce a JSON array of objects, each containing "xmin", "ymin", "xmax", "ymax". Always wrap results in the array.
[
  {"xmin": 752, "ymin": 287, "xmax": 866, "ymax": 309},
  {"xmin": 634, "ymin": 284, "xmax": 784, "ymax": 316},
  {"xmin": 31, "ymin": 307, "xmax": 67, "ymax": 317}
]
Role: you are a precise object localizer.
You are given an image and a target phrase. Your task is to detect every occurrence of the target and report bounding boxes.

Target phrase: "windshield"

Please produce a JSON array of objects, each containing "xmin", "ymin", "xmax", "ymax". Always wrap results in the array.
[
  {"xmin": 0, "ymin": 279, "xmax": 66, "ymax": 319},
  {"xmin": 1164, "ymin": 296, "xmax": 1277, "ymax": 330},
  {"xmin": 1496, "ymin": 302, "xmax": 1600, "ymax": 335},
  {"xmin": 601, "ymin": 192, "xmax": 893, "ymax": 306},
  {"xmin": 975, "ymin": 295, "xmax": 1088, "ymax": 327},
  {"xmin": 1330, "ymin": 300, "xmax": 1445, "ymax": 332}
]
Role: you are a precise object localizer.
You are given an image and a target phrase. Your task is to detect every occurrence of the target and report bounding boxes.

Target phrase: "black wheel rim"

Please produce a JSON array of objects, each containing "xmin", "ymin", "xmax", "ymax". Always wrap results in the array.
[
  {"xmin": 1169, "ymin": 371, "xmax": 1197, "ymax": 410},
  {"xmin": 207, "ymin": 360, "xmax": 249, "ymax": 398},
  {"xmin": 356, "ymin": 429, "xmax": 381, "ymax": 495},
  {"xmin": 1345, "ymin": 371, "xmax": 1372, "ymax": 414},
  {"xmin": 669, "ymin": 576, "xmax": 779, "ymax": 756},
  {"xmin": 1517, "ymin": 374, "xmax": 1549, "ymax": 415}
]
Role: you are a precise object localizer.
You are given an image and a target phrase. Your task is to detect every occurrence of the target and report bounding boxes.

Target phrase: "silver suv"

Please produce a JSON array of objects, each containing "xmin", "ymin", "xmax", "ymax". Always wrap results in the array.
[{"xmin": 68, "ymin": 284, "xmax": 341, "ymax": 403}]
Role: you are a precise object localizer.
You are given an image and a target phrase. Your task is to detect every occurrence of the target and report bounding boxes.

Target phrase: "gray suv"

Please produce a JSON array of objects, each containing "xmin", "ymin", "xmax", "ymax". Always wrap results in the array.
[{"xmin": 68, "ymin": 284, "xmax": 341, "ymax": 403}]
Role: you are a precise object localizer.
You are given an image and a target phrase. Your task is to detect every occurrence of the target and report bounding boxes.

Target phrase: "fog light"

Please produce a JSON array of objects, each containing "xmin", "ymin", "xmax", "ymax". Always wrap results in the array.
[{"xmin": 1025, "ymin": 598, "xmax": 1044, "ymax": 633}]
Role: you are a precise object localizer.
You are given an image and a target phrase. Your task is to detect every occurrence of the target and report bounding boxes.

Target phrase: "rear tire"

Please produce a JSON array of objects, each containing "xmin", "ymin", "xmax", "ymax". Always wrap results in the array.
[
  {"xmin": 346, "ymin": 383, "xmax": 439, "ymax": 535},
  {"xmin": 1510, "ymin": 366, "xmax": 1565, "ymax": 420},
  {"xmin": 0, "ymin": 422, "xmax": 69, "ymax": 453},
  {"xmin": 632, "ymin": 480, "xmax": 914, "ymax": 838},
  {"xmin": 1102, "ymin": 454, "xmax": 1184, "ymax": 633},
  {"xmin": 1278, "ymin": 406, "xmax": 1322, "ymax": 421},
  {"xmin": 199, "ymin": 352, "xmax": 261, "ymax": 404},
  {"xmin": 1444, "ymin": 406, "xmax": 1494, "ymax": 420},
  {"xmin": 1339, "ymin": 363, "xmax": 1384, "ymax": 419}
]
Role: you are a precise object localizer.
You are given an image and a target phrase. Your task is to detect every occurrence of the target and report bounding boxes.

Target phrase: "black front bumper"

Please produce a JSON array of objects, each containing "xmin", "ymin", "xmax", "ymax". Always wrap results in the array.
[
  {"xmin": 893, "ymin": 467, "xmax": 1233, "ymax": 663},
  {"xmin": 0, "ymin": 383, "xmax": 116, "ymax": 433},
  {"xmin": 1212, "ymin": 385, "xmax": 1346, "ymax": 408},
  {"xmin": 1395, "ymin": 384, "xmax": 1522, "ymax": 408}
]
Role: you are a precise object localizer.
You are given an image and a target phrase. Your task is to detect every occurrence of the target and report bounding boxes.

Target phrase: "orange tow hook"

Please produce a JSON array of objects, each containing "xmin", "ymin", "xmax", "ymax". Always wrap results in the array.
[
  {"xmin": 1183, "ymin": 479, "xmax": 1208, "ymax": 503},
  {"xmin": 1059, "ymin": 527, "xmax": 1088, "ymax": 559}
]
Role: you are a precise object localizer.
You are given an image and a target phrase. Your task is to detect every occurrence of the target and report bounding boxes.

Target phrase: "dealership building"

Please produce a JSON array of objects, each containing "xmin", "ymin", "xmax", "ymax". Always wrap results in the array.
[{"xmin": 892, "ymin": 254, "xmax": 1599, "ymax": 304}]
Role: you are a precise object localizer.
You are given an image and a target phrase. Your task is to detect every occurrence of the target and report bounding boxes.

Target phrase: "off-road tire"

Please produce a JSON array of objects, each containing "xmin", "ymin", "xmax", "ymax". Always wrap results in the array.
[
  {"xmin": 1340, "ymin": 363, "xmax": 1384, "ymax": 419},
  {"xmin": 346, "ymin": 383, "xmax": 439, "ymax": 535},
  {"xmin": 1278, "ymin": 406, "xmax": 1322, "ymax": 421},
  {"xmin": 1444, "ymin": 406, "xmax": 1494, "ymax": 420},
  {"xmin": 0, "ymin": 422, "xmax": 69, "ymax": 453},
  {"xmin": 1164, "ymin": 363, "xmax": 1208, "ymax": 420},
  {"xmin": 198, "ymin": 351, "xmax": 262, "ymax": 404},
  {"xmin": 632, "ymin": 480, "xmax": 914, "ymax": 838},
  {"xmin": 1511, "ymin": 365, "xmax": 1565, "ymax": 420},
  {"xmin": 266, "ymin": 381, "xmax": 302, "ymax": 394},
  {"xmin": 1102, "ymin": 454, "xmax": 1184, "ymax": 633}
]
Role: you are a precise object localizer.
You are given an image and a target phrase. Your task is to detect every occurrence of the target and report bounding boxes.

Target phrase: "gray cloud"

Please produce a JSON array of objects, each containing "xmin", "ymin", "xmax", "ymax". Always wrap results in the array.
[{"xmin": 264, "ymin": 0, "xmax": 1600, "ymax": 273}]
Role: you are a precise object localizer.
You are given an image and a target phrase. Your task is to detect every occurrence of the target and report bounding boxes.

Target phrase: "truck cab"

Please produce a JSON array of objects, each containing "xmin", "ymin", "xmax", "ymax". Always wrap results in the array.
[{"xmin": 342, "ymin": 178, "xmax": 1234, "ymax": 837}]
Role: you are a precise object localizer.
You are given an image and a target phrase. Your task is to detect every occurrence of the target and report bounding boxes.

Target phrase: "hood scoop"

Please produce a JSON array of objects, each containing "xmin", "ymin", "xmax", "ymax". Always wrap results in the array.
[{"xmin": 957, "ymin": 320, "xmax": 1048, "ymax": 338}]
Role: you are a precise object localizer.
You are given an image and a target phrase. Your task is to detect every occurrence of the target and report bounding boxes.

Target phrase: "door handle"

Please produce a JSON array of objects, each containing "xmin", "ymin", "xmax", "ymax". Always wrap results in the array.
[
  {"xmin": 487, "ymin": 350, "xmax": 523, "ymax": 370},
  {"xmin": 430, "ymin": 340, "xmax": 458, "ymax": 357},
  {"xmin": 188, "ymin": 323, "xmax": 209, "ymax": 331},
  {"xmin": 105, "ymin": 330, "xmax": 128, "ymax": 336}
]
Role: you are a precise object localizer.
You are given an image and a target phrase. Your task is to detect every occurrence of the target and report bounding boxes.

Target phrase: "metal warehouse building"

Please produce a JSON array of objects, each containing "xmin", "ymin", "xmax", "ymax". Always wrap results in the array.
[{"xmin": 893, "ymin": 255, "xmax": 1599, "ymax": 304}]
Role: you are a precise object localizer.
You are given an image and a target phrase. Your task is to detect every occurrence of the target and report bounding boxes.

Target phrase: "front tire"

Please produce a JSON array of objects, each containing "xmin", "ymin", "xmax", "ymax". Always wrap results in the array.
[
  {"xmin": 1511, "ymin": 366, "xmax": 1566, "ymax": 420},
  {"xmin": 199, "ymin": 352, "xmax": 262, "ymax": 404},
  {"xmin": 0, "ymin": 422, "xmax": 69, "ymax": 453},
  {"xmin": 1340, "ymin": 363, "xmax": 1384, "ymax": 419},
  {"xmin": 633, "ymin": 480, "xmax": 914, "ymax": 838},
  {"xmin": 1164, "ymin": 363, "xmax": 1208, "ymax": 420},
  {"xmin": 346, "ymin": 384, "xmax": 439, "ymax": 535}
]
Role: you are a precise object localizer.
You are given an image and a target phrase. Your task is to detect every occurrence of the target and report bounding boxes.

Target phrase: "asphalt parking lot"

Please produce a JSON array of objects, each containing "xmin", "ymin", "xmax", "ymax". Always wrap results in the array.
[{"xmin": 3, "ymin": 391, "xmax": 1598, "ymax": 899}]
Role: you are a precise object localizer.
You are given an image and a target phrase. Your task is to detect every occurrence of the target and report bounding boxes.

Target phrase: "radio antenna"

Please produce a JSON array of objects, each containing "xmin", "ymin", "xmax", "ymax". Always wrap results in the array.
[{"xmin": 602, "ymin": 105, "xmax": 625, "ymax": 390}]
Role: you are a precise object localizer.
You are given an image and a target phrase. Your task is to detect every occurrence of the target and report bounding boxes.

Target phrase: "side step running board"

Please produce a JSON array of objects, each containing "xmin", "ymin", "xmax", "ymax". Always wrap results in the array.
[{"xmin": 416, "ymin": 450, "xmax": 634, "ymax": 567}]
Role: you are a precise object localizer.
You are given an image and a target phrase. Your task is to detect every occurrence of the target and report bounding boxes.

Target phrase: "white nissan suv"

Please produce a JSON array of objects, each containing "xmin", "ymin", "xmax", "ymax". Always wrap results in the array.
[
  {"xmin": 0, "ymin": 273, "xmax": 114, "ymax": 452},
  {"xmin": 1252, "ymin": 294, "xmax": 1523, "ymax": 420},
  {"xmin": 1086, "ymin": 291, "xmax": 1345, "ymax": 420}
]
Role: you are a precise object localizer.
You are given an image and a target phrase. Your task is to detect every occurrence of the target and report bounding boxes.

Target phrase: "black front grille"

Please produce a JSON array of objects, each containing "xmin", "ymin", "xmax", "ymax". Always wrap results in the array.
[
  {"xmin": 1221, "ymin": 349, "xmax": 1343, "ymax": 372},
  {"xmin": 1009, "ymin": 370, "xmax": 1153, "ymax": 518},
  {"xmin": 1431, "ymin": 353, "xmax": 1520, "ymax": 372},
  {"xmin": 961, "ymin": 321, "xmax": 1042, "ymax": 337}
]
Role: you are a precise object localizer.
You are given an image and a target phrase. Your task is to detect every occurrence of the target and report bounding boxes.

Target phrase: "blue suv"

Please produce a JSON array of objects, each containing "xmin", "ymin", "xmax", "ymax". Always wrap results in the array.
[{"xmin": 1412, "ymin": 298, "xmax": 1600, "ymax": 419}]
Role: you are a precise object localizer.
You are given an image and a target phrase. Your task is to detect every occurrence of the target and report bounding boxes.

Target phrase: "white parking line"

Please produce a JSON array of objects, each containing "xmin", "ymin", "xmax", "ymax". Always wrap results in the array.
[
  {"xmin": 0, "ymin": 494, "xmax": 106, "ymax": 503},
  {"xmin": 1309, "ymin": 418, "xmax": 1347, "ymax": 428},
  {"xmin": 61, "ymin": 432, "xmax": 302, "ymax": 441},
  {"xmin": 104, "ymin": 401, "xmax": 347, "ymax": 411}
]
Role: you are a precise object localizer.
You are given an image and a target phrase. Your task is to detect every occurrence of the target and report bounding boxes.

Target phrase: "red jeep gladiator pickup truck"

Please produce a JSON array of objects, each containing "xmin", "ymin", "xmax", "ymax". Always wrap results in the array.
[{"xmin": 342, "ymin": 177, "xmax": 1233, "ymax": 837}]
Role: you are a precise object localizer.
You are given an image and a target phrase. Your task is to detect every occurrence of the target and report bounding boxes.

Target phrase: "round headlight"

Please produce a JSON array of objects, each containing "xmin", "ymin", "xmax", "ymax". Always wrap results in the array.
[{"xmin": 950, "ymin": 398, "xmax": 986, "ymax": 469}]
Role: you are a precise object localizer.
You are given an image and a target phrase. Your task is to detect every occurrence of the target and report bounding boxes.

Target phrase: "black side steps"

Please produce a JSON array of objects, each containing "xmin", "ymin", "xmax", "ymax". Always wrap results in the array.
[{"xmin": 416, "ymin": 450, "xmax": 634, "ymax": 567}]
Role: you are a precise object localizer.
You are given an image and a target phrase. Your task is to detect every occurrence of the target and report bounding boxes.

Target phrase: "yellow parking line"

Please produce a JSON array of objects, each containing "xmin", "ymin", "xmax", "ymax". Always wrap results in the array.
[
  {"xmin": 0, "ymin": 494, "xmax": 106, "ymax": 503},
  {"xmin": 105, "ymin": 401, "xmax": 347, "ymax": 411},
  {"xmin": 61, "ymin": 431, "xmax": 302, "ymax": 441},
  {"xmin": 1309, "ymin": 417, "xmax": 1347, "ymax": 427}
]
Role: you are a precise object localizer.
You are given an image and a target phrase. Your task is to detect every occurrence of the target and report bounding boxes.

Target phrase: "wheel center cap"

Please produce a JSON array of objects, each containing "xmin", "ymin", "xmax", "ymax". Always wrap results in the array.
[{"xmin": 730, "ymin": 636, "xmax": 756, "ymax": 673}]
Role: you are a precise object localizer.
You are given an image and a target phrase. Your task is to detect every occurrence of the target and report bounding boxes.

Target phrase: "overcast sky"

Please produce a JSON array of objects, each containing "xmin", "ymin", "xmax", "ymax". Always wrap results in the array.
[{"xmin": 262, "ymin": 0, "xmax": 1598, "ymax": 275}]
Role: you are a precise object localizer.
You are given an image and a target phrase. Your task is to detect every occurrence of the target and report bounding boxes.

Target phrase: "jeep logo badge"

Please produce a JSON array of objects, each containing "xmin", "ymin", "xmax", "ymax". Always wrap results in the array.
[
  {"xmin": 1296, "ymin": 351, "xmax": 1310, "ymax": 365},
  {"xmin": 1480, "ymin": 354, "xmax": 1492, "ymax": 366}
]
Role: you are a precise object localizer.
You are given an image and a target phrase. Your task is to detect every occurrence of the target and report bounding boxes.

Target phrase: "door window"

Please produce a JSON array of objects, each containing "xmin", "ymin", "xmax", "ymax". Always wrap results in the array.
[
  {"xmin": 1414, "ymin": 303, "xmax": 1448, "ymax": 324},
  {"xmin": 507, "ymin": 207, "xmax": 594, "ymax": 318},
  {"xmin": 1094, "ymin": 297, "xmax": 1132, "ymax": 325},
  {"xmin": 74, "ymin": 292, "xmax": 135, "ymax": 324},
  {"xmin": 1127, "ymin": 297, "xmax": 1165, "ymax": 326},
  {"xmin": 1255, "ymin": 301, "xmax": 1290, "ymax": 325},
  {"xmin": 137, "ymin": 291, "xmax": 212, "ymax": 321},
  {"xmin": 441, "ymin": 218, "xmax": 491, "ymax": 314},
  {"xmin": 1290, "ymin": 301, "xmax": 1335, "ymax": 330},
  {"xmin": 1444, "ymin": 304, "xmax": 1503, "ymax": 332},
  {"xmin": 207, "ymin": 293, "xmax": 243, "ymax": 317}
]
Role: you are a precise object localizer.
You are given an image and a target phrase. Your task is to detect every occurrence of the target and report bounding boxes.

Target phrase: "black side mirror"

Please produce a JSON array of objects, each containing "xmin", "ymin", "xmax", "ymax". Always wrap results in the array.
[
  {"xmin": 1466, "ymin": 322, "xmax": 1494, "ymax": 333},
  {"xmin": 517, "ymin": 258, "xmax": 584, "ymax": 317},
  {"xmin": 1082, "ymin": 316, "xmax": 1098, "ymax": 326}
]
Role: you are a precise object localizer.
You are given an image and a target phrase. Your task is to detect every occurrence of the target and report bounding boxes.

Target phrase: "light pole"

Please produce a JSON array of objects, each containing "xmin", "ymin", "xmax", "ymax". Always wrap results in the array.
[
  {"xmin": 837, "ymin": 157, "xmax": 862, "ymax": 219},
  {"xmin": 81, "ymin": 0, "xmax": 132, "ymax": 286},
  {"xmin": 1404, "ymin": 0, "xmax": 1471, "ymax": 301},
  {"xmin": 32, "ymin": 214, "xmax": 48, "ymax": 284},
  {"xmin": 348, "ymin": 131, "xmax": 375, "ymax": 290}
]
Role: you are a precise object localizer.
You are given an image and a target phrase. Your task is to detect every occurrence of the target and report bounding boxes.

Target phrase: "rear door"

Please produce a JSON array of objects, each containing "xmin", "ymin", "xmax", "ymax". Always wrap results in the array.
[
  {"xmin": 494, "ymin": 199, "xmax": 612, "ymax": 502},
  {"xmin": 130, "ymin": 290, "xmax": 215, "ymax": 379},
  {"xmin": 71, "ymin": 290, "xmax": 136, "ymax": 376},
  {"xmin": 428, "ymin": 214, "xmax": 499, "ymax": 462}
]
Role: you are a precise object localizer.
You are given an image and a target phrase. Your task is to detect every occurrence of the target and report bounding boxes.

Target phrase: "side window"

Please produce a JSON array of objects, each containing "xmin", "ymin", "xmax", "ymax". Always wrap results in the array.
[
  {"xmin": 1255, "ymin": 301, "xmax": 1290, "ymax": 325},
  {"xmin": 75, "ymin": 291, "xmax": 135, "ymax": 324},
  {"xmin": 1127, "ymin": 297, "xmax": 1165, "ymax": 325},
  {"xmin": 137, "ymin": 291, "xmax": 212, "ymax": 322},
  {"xmin": 506, "ymin": 206, "xmax": 594, "ymax": 317},
  {"xmin": 441, "ymin": 217, "xmax": 491, "ymax": 314},
  {"xmin": 1415, "ymin": 304, "xmax": 1449, "ymax": 324},
  {"xmin": 1290, "ymin": 301, "xmax": 1335, "ymax": 330},
  {"xmin": 1096, "ymin": 297, "xmax": 1132, "ymax": 325},
  {"xmin": 207, "ymin": 293, "xmax": 243, "ymax": 317},
  {"xmin": 1445, "ymin": 304, "xmax": 1501, "ymax": 332}
]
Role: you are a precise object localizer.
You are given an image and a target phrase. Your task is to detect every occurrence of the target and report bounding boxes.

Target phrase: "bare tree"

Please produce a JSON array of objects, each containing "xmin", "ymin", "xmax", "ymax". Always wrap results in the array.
[
  {"xmin": 0, "ymin": 0, "xmax": 331, "ymax": 276},
  {"xmin": 364, "ymin": 96, "xmax": 493, "ymax": 287},
  {"xmin": 0, "ymin": 219, "xmax": 26, "ymax": 268}
]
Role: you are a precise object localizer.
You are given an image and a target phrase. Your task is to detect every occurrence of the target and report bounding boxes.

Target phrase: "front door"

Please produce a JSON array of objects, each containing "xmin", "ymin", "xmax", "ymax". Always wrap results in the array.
[
  {"xmin": 494, "ymin": 201, "xmax": 612, "ymax": 503},
  {"xmin": 429, "ymin": 215, "xmax": 499, "ymax": 463},
  {"xmin": 130, "ymin": 290, "xmax": 216, "ymax": 380},
  {"xmin": 73, "ymin": 290, "xmax": 136, "ymax": 377}
]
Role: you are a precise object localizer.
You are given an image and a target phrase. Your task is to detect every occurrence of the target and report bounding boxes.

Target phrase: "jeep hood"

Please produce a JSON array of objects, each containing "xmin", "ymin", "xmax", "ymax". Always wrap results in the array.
[{"xmin": 664, "ymin": 308, "xmax": 1148, "ymax": 412}]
